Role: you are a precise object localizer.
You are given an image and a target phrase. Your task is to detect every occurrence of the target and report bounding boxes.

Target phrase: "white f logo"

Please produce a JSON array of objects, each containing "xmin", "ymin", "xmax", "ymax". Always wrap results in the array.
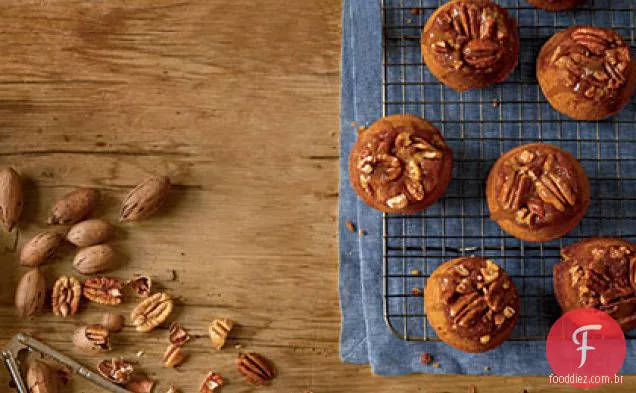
[{"xmin": 572, "ymin": 324, "xmax": 602, "ymax": 368}]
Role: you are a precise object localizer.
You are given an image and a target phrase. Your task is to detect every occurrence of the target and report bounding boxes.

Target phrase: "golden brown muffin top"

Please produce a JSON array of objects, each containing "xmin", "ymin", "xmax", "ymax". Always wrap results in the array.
[
  {"xmin": 541, "ymin": 26, "xmax": 631, "ymax": 102},
  {"xmin": 350, "ymin": 116, "xmax": 449, "ymax": 211},
  {"xmin": 423, "ymin": 0, "xmax": 515, "ymax": 74},
  {"xmin": 437, "ymin": 257, "xmax": 518, "ymax": 345},
  {"xmin": 491, "ymin": 144, "xmax": 585, "ymax": 229},
  {"xmin": 562, "ymin": 238, "xmax": 636, "ymax": 324}
]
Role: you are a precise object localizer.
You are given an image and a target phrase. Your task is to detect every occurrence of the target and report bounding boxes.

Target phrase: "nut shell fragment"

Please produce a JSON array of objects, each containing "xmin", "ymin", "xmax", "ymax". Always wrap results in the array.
[
  {"xmin": 130, "ymin": 292, "xmax": 174, "ymax": 332},
  {"xmin": 66, "ymin": 219, "xmax": 114, "ymax": 247},
  {"xmin": 72, "ymin": 325, "xmax": 111, "ymax": 353},
  {"xmin": 20, "ymin": 231, "xmax": 64, "ymax": 266},
  {"xmin": 52, "ymin": 276, "xmax": 82, "ymax": 317},
  {"xmin": 128, "ymin": 275, "xmax": 152, "ymax": 297},
  {"xmin": 209, "ymin": 318, "xmax": 234, "ymax": 350},
  {"xmin": 73, "ymin": 244, "xmax": 116, "ymax": 275},
  {"xmin": 120, "ymin": 176, "xmax": 171, "ymax": 221},
  {"xmin": 0, "ymin": 167, "xmax": 23, "ymax": 232},
  {"xmin": 26, "ymin": 361, "xmax": 59, "ymax": 393},
  {"xmin": 97, "ymin": 358, "xmax": 134, "ymax": 385},
  {"xmin": 48, "ymin": 187, "xmax": 99, "ymax": 225},
  {"xmin": 125, "ymin": 379, "xmax": 155, "ymax": 393},
  {"xmin": 15, "ymin": 268, "xmax": 46, "ymax": 317},
  {"xmin": 169, "ymin": 321, "xmax": 190, "ymax": 346}
]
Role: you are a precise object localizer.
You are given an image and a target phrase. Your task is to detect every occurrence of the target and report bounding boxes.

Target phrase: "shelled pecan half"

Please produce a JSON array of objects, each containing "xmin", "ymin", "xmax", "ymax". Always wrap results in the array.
[
  {"xmin": 83, "ymin": 277, "xmax": 124, "ymax": 305},
  {"xmin": 163, "ymin": 344, "xmax": 187, "ymax": 368},
  {"xmin": 52, "ymin": 276, "xmax": 82, "ymax": 317},
  {"xmin": 236, "ymin": 353, "xmax": 276, "ymax": 386},
  {"xmin": 130, "ymin": 292, "xmax": 174, "ymax": 332},
  {"xmin": 72, "ymin": 325, "xmax": 111, "ymax": 353},
  {"xmin": 209, "ymin": 318, "xmax": 234, "ymax": 350}
]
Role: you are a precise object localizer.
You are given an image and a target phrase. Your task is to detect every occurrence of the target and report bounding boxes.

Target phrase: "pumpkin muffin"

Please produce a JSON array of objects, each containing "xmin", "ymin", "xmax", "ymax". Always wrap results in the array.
[
  {"xmin": 486, "ymin": 143, "xmax": 590, "ymax": 242},
  {"xmin": 348, "ymin": 114, "xmax": 453, "ymax": 214},
  {"xmin": 554, "ymin": 238, "xmax": 636, "ymax": 331},
  {"xmin": 525, "ymin": 0, "xmax": 582, "ymax": 11},
  {"xmin": 537, "ymin": 26, "xmax": 636, "ymax": 120},
  {"xmin": 425, "ymin": 257, "xmax": 520, "ymax": 353},
  {"xmin": 421, "ymin": 0, "xmax": 519, "ymax": 91}
]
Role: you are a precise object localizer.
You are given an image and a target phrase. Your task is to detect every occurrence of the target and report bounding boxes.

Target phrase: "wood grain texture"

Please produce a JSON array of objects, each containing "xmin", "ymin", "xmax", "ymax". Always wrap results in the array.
[{"xmin": 0, "ymin": 1, "xmax": 633, "ymax": 392}]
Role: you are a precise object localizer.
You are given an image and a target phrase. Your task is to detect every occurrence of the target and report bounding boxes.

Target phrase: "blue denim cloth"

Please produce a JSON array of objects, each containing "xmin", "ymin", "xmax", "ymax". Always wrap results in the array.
[{"xmin": 339, "ymin": 0, "xmax": 636, "ymax": 376}]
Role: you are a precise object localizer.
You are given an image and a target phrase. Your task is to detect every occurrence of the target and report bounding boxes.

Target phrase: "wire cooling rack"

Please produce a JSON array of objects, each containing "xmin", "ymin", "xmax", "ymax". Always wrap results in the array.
[{"xmin": 381, "ymin": 0, "xmax": 636, "ymax": 341}]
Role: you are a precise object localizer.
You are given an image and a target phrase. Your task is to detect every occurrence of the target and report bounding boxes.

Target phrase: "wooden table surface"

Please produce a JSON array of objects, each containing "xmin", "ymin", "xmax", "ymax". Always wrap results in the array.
[{"xmin": 0, "ymin": 1, "xmax": 634, "ymax": 392}]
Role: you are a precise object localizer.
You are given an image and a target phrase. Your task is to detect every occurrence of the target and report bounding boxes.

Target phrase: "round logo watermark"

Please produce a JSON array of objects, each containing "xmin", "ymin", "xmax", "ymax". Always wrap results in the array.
[{"xmin": 546, "ymin": 308, "xmax": 626, "ymax": 388}]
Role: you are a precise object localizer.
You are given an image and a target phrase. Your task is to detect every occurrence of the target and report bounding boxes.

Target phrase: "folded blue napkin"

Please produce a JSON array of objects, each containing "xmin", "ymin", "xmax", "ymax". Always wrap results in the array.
[{"xmin": 339, "ymin": 0, "xmax": 636, "ymax": 376}]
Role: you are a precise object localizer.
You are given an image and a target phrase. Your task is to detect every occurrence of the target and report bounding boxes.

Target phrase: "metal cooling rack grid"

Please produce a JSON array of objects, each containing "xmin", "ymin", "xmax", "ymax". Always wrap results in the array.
[{"xmin": 381, "ymin": 0, "xmax": 636, "ymax": 341}]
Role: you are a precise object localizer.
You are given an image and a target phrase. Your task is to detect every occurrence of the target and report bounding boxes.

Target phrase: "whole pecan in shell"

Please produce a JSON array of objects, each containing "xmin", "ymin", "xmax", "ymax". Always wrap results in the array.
[
  {"xmin": 66, "ymin": 219, "xmax": 115, "ymax": 247},
  {"xmin": 72, "ymin": 325, "xmax": 111, "ymax": 352},
  {"xmin": 52, "ymin": 276, "xmax": 82, "ymax": 317},
  {"xmin": 73, "ymin": 244, "xmax": 116, "ymax": 275},
  {"xmin": 120, "ymin": 176, "xmax": 170, "ymax": 221},
  {"xmin": 20, "ymin": 231, "xmax": 64, "ymax": 266},
  {"xmin": 83, "ymin": 277, "xmax": 124, "ymax": 305},
  {"xmin": 236, "ymin": 353, "xmax": 276, "ymax": 386},
  {"xmin": 15, "ymin": 268, "xmax": 46, "ymax": 317},
  {"xmin": 97, "ymin": 358, "xmax": 134, "ymax": 385},
  {"xmin": 0, "ymin": 167, "xmax": 23, "ymax": 232},
  {"xmin": 48, "ymin": 187, "xmax": 99, "ymax": 225},
  {"xmin": 130, "ymin": 292, "xmax": 174, "ymax": 332}
]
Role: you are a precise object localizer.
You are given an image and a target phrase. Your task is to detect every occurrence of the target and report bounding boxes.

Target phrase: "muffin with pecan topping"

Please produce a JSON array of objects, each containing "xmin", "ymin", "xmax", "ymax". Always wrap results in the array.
[
  {"xmin": 554, "ymin": 238, "xmax": 636, "ymax": 331},
  {"xmin": 425, "ymin": 257, "xmax": 519, "ymax": 353},
  {"xmin": 348, "ymin": 114, "xmax": 453, "ymax": 214},
  {"xmin": 538, "ymin": 26, "xmax": 636, "ymax": 120},
  {"xmin": 486, "ymin": 143, "xmax": 590, "ymax": 242},
  {"xmin": 525, "ymin": 0, "xmax": 582, "ymax": 11},
  {"xmin": 421, "ymin": 0, "xmax": 519, "ymax": 91}
]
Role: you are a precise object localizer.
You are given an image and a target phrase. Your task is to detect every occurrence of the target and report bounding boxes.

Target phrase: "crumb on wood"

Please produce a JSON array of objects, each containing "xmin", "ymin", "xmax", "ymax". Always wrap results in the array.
[
  {"xmin": 171, "ymin": 269, "xmax": 178, "ymax": 281},
  {"xmin": 137, "ymin": 350, "xmax": 145, "ymax": 357},
  {"xmin": 411, "ymin": 287, "xmax": 423, "ymax": 296},
  {"xmin": 420, "ymin": 352, "xmax": 433, "ymax": 365},
  {"xmin": 234, "ymin": 344, "xmax": 242, "ymax": 349},
  {"xmin": 345, "ymin": 219, "xmax": 356, "ymax": 232},
  {"xmin": 432, "ymin": 362, "xmax": 441, "ymax": 369}
]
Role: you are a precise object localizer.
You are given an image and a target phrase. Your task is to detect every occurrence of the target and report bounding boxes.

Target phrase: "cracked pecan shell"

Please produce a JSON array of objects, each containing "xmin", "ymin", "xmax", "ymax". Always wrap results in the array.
[
  {"xmin": 236, "ymin": 353, "xmax": 276, "ymax": 386},
  {"xmin": 97, "ymin": 358, "xmax": 134, "ymax": 385},
  {"xmin": 348, "ymin": 115, "xmax": 453, "ymax": 214},
  {"xmin": 73, "ymin": 325, "xmax": 111, "ymax": 353},
  {"xmin": 199, "ymin": 372, "xmax": 224, "ymax": 392},
  {"xmin": 538, "ymin": 26, "xmax": 636, "ymax": 120},
  {"xmin": 127, "ymin": 275, "xmax": 152, "ymax": 297},
  {"xmin": 421, "ymin": 0, "xmax": 519, "ymax": 91},
  {"xmin": 525, "ymin": 0, "xmax": 582, "ymax": 11},
  {"xmin": 486, "ymin": 143, "xmax": 589, "ymax": 242},
  {"xmin": 83, "ymin": 277, "xmax": 124, "ymax": 305},
  {"xmin": 26, "ymin": 361, "xmax": 59, "ymax": 393},
  {"xmin": 425, "ymin": 257, "xmax": 519, "ymax": 353},
  {"xmin": 130, "ymin": 292, "xmax": 174, "ymax": 332},
  {"xmin": 52, "ymin": 276, "xmax": 82, "ymax": 317},
  {"xmin": 554, "ymin": 238, "xmax": 636, "ymax": 331}
]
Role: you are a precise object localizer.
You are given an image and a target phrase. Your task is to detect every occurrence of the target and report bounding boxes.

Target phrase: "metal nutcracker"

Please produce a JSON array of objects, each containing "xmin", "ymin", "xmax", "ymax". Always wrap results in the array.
[{"xmin": 2, "ymin": 333, "xmax": 129, "ymax": 393}]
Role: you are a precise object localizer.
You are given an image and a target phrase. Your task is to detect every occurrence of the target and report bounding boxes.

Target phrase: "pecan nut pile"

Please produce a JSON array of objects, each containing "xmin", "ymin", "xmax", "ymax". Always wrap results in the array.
[
  {"xmin": 426, "ymin": 1, "xmax": 513, "ymax": 73},
  {"xmin": 52, "ymin": 276, "xmax": 82, "ymax": 317},
  {"xmin": 130, "ymin": 292, "xmax": 174, "ymax": 332},
  {"xmin": 550, "ymin": 27, "xmax": 631, "ymax": 102},
  {"xmin": 555, "ymin": 238, "xmax": 636, "ymax": 330},
  {"xmin": 439, "ymin": 258, "xmax": 518, "ymax": 345},
  {"xmin": 236, "ymin": 353, "xmax": 276, "ymax": 386},
  {"xmin": 83, "ymin": 277, "xmax": 124, "ymax": 305},
  {"xmin": 349, "ymin": 115, "xmax": 451, "ymax": 212},
  {"xmin": 97, "ymin": 358, "xmax": 134, "ymax": 385},
  {"xmin": 493, "ymin": 146, "xmax": 583, "ymax": 229}
]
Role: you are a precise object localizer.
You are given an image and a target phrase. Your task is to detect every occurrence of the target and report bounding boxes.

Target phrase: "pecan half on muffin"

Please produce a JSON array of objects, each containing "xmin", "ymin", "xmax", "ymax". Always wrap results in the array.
[
  {"xmin": 538, "ymin": 26, "xmax": 636, "ymax": 120},
  {"xmin": 348, "ymin": 114, "xmax": 453, "ymax": 214},
  {"xmin": 421, "ymin": 0, "xmax": 519, "ymax": 91},
  {"xmin": 554, "ymin": 238, "xmax": 636, "ymax": 331},
  {"xmin": 425, "ymin": 257, "xmax": 519, "ymax": 353},
  {"xmin": 486, "ymin": 143, "xmax": 590, "ymax": 242},
  {"xmin": 525, "ymin": 0, "xmax": 582, "ymax": 11}
]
